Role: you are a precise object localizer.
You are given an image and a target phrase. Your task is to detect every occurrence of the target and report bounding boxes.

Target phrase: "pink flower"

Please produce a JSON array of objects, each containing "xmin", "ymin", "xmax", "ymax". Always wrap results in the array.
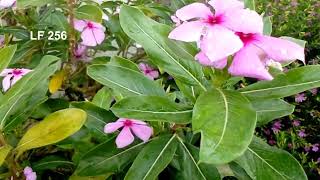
[
  {"xmin": 0, "ymin": 35, "xmax": 4, "ymax": 47},
  {"xmin": 298, "ymin": 129, "xmax": 307, "ymax": 138},
  {"xmin": 138, "ymin": 63, "xmax": 159, "ymax": 80},
  {"xmin": 23, "ymin": 166, "xmax": 36, "ymax": 180},
  {"xmin": 0, "ymin": 0, "xmax": 16, "ymax": 9},
  {"xmin": 0, "ymin": 68, "xmax": 32, "ymax": 92},
  {"xmin": 271, "ymin": 120, "xmax": 282, "ymax": 133},
  {"xmin": 74, "ymin": 19, "xmax": 106, "ymax": 47},
  {"xmin": 104, "ymin": 118, "xmax": 153, "ymax": 148},
  {"xmin": 73, "ymin": 44, "xmax": 92, "ymax": 62},
  {"xmin": 292, "ymin": 120, "xmax": 301, "ymax": 127},
  {"xmin": 169, "ymin": 0, "xmax": 262, "ymax": 62},
  {"xmin": 312, "ymin": 144, "xmax": 319, "ymax": 152},
  {"xmin": 310, "ymin": 88, "xmax": 318, "ymax": 96},
  {"xmin": 295, "ymin": 93, "xmax": 307, "ymax": 103}
]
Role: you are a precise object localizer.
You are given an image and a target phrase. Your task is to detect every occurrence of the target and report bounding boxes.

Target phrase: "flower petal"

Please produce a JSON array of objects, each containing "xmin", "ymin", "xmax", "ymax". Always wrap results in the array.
[
  {"xmin": 11, "ymin": 75, "xmax": 24, "ymax": 86},
  {"xmin": 81, "ymin": 28, "xmax": 105, "ymax": 46},
  {"xmin": 104, "ymin": 121, "xmax": 124, "ymax": 133},
  {"xmin": 0, "ymin": 69, "xmax": 13, "ymax": 76},
  {"xmin": 26, "ymin": 172, "xmax": 37, "ymax": 180},
  {"xmin": 200, "ymin": 25, "xmax": 243, "ymax": 62},
  {"xmin": 222, "ymin": 8, "xmax": 263, "ymax": 34},
  {"xmin": 74, "ymin": 19, "xmax": 87, "ymax": 32},
  {"xmin": 23, "ymin": 166, "xmax": 33, "ymax": 175},
  {"xmin": 168, "ymin": 21, "xmax": 205, "ymax": 42},
  {"xmin": 116, "ymin": 126, "xmax": 134, "ymax": 148},
  {"xmin": 147, "ymin": 71, "xmax": 159, "ymax": 79},
  {"xmin": 195, "ymin": 51, "xmax": 227, "ymax": 69},
  {"xmin": 0, "ymin": 0, "xmax": 15, "ymax": 8},
  {"xmin": 175, "ymin": 3, "xmax": 212, "ymax": 21},
  {"xmin": 253, "ymin": 35, "xmax": 305, "ymax": 62},
  {"xmin": 2, "ymin": 75, "xmax": 12, "ymax": 92},
  {"xmin": 131, "ymin": 119, "xmax": 147, "ymax": 125},
  {"xmin": 138, "ymin": 63, "xmax": 147, "ymax": 71},
  {"xmin": 131, "ymin": 124, "xmax": 153, "ymax": 142},
  {"xmin": 208, "ymin": 0, "xmax": 244, "ymax": 16},
  {"xmin": 228, "ymin": 45, "xmax": 273, "ymax": 80}
]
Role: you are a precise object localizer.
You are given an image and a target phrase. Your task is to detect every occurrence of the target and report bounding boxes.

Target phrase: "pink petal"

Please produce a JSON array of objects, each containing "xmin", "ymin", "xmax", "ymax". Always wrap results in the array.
[
  {"xmin": 222, "ymin": 9, "xmax": 263, "ymax": 34},
  {"xmin": 147, "ymin": 71, "xmax": 159, "ymax": 79},
  {"xmin": 228, "ymin": 45, "xmax": 273, "ymax": 80},
  {"xmin": 0, "ymin": 0, "xmax": 16, "ymax": 8},
  {"xmin": 208, "ymin": 0, "xmax": 244, "ymax": 16},
  {"xmin": 20, "ymin": 69, "xmax": 32, "ymax": 76},
  {"xmin": 90, "ymin": 21, "xmax": 106, "ymax": 31},
  {"xmin": 138, "ymin": 63, "xmax": 147, "ymax": 71},
  {"xmin": 74, "ymin": 19, "xmax": 87, "ymax": 32},
  {"xmin": 0, "ymin": 69, "xmax": 13, "ymax": 76},
  {"xmin": 253, "ymin": 35, "xmax": 305, "ymax": 62},
  {"xmin": 23, "ymin": 167, "xmax": 33, "ymax": 175},
  {"xmin": 200, "ymin": 25, "xmax": 243, "ymax": 62},
  {"xmin": 116, "ymin": 126, "xmax": 134, "ymax": 148},
  {"xmin": 131, "ymin": 124, "xmax": 153, "ymax": 142},
  {"xmin": 175, "ymin": 3, "xmax": 212, "ymax": 21},
  {"xmin": 131, "ymin": 119, "xmax": 147, "ymax": 125},
  {"xmin": 81, "ymin": 28, "xmax": 105, "ymax": 46},
  {"xmin": 195, "ymin": 52, "xmax": 228, "ymax": 69},
  {"xmin": 26, "ymin": 172, "xmax": 37, "ymax": 180},
  {"xmin": 2, "ymin": 75, "xmax": 12, "ymax": 92},
  {"xmin": 104, "ymin": 121, "xmax": 124, "ymax": 133},
  {"xmin": 169, "ymin": 21, "xmax": 205, "ymax": 42}
]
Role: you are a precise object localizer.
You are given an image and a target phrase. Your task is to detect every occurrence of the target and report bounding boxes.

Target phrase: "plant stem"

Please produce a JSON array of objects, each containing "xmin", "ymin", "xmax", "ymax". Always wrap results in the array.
[{"xmin": 68, "ymin": 0, "xmax": 76, "ymax": 61}]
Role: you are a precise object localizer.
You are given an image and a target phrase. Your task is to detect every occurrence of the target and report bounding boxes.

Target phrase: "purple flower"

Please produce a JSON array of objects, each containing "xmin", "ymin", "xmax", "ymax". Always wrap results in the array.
[
  {"xmin": 268, "ymin": 139, "xmax": 276, "ymax": 145},
  {"xmin": 295, "ymin": 93, "xmax": 307, "ymax": 103},
  {"xmin": 298, "ymin": 129, "xmax": 307, "ymax": 138},
  {"xmin": 271, "ymin": 120, "xmax": 282, "ymax": 133},
  {"xmin": 304, "ymin": 146, "xmax": 310, "ymax": 152},
  {"xmin": 317, "ymin": 157, "xmax": 320, "ymax": 163},
  {"xmin": 292, "ymin": 120, "xmax": 301, "ymax": 127},
  {"xmin": 312, "ymin": 144, "xmax": 319, "ymax": 152},
  {"xmin": 23, "ymin": 166, "xmax": 36, "ymax": 180},
  {"xmin": 139, "ymin": 63, "xmax": 159, "ymax": 80},
  {"xmin": 74, "ymin": 19, "xmax": 106, "ymax": 47},
  {"xmin": 310, "ymin": 88, "xmax": 318, "ymax": 96},
  {"xmin": 0, "ymin": 68, "xmax": 32, "ymax": 92},
  {"xmin": 104, "ymin": 118, "xmax": 153, "ymax": 148},
  {"xmin": 263, "ymin": 128, "xmax": 271, "ymax": 135}
]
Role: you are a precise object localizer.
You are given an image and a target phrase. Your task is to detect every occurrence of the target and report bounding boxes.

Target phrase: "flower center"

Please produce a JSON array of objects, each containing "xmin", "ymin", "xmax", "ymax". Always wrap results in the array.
[
  {"xmin": 205, "ymin": 15, "xmax": 223, "ymax": 25},
  {"xmin": 12, "ymin": 69, "xmax": 23, "ymax": 76},
  {"xmin": 123, "ymin": 120, "xmax": 133, "ymax": 127},
  {"xmin": 235, "ymin": 32, "xmax": 255, "ymax": 44},
  {"xmin": 87, "ymin": 22, "xmax": 94, "ymax": 29}
]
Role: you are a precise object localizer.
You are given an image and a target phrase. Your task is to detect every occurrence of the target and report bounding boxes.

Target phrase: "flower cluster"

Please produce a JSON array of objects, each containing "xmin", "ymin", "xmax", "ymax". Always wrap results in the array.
[
  {"xmin": 23, "ymin": 166, "xmax": 36, "ymax": 180},
  {"xmin": 169, "ymin": 0, "xmax": 305, "ymax": 80}
]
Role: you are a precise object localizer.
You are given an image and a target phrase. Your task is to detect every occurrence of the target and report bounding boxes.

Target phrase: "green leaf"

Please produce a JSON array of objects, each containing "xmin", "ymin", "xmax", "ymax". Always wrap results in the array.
[
  {"xmin": 124, "ymin": 134, "xmax": 178, "ymax": 180},
  {"xmin": 263, "ymin": 16, "xmax": 272, "ymax": 36},
  {"xmin": 109, "ymin": 56, "xmax": 140, "ymax": 72},
  {"xmin": 76, "ymin": 138, "xmax": 145, "ymax": 176},
  {"xmin": 111, "ymin": 96, "xmax": 192, "ymax": 124},
  {"xmin": 33, "ymin": 155, "xmax": 74, "ymax": 171},
  {"xmin": 17, "ymin": 0, "xmax": 54, "ymax": 8},
  {"xmin": 15, "ymin": 108, "xmax": 87, "ymax": 157},
  {"xmin": 87, "ymin": 64, "xmax": 166, "ymax": 97},
  {"xmin": 0, "ymin": 145, "xmax": 12, "ymax": 166},
  {"xmin": 92, "ymin": 87, "xmax": 113, "ymax": 110},
  {"xmin": 173, "ymin": 136, "xmax": 221, "ymax": 180},
  {"xmin": 71, "ymin": 102, "xmax": 117, "ymax": 142},
  {"xmin": 119, "ymin": 5, "xmax": 207, "ymax": 91},
  {"xmin": 235, "ymin": 136, "xmax": 307, "ymax": 180},
  {"xmin": 240, "ymin": 65, "xmax": 320, "ymax": 100},
  {"xmin": 76, "ymin": 5, "xmax": 103, "ymax": 23},
  {"xmin": 193, "ymin": 89, "xmax": 256, "ymax": 164},
  {"xmin": 0, "ymin": 45, "xmax": 17, "ymax": 72},
  {"xmin": 244, "ymin": 0, "xmax": 255, "ymax": 10},
  {"xmin": 0, "ymin": 55, "xmax": 60, "ymax": 130},
  {"xmin": 251, "ymin": 99, "xmax": 294, "ymax": 126}
]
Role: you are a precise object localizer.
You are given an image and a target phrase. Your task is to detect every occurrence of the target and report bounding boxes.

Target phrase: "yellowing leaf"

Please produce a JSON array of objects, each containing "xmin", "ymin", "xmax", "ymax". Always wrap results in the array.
[
  {"xmin": 15, "ymin": 108, "xmax": 87, "ymax": 157},
  {"xmin": 49, "ymin": 70, "xmax": 65, "ymax": 94},
  {"xmin": 0, "ymin": 145, "xmax": 12, "ymax": 166}
]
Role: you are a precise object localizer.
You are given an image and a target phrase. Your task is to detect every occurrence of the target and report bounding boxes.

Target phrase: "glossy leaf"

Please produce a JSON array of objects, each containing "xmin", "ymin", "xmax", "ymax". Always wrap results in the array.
[
  {"xmin": 17, "ymin": 0, "xmax": 53, "ymax": 8},
  {"xmin": 173, "ymin": 136, "xmax": 220, "ymax": 180},
  {"xmin": 76, "ymin": 138, "xmax": 145, "ymax": 176},
  {"xmin": 0, "ymin": 145, "xmax": 12, "ymax": 166},
  {"xmin": 87, "ymin": 64, "xmax": 166, "ymax": 97},
  {"xmin": 235, "ymin": 137, "xmax": 307, "ymax": 180},
  {"xmin": 119, "ymin": 5, "xmax": 207, "ymax": 91},
  {"xmin": 92, "ymin": 87, "xmax": 113, "ymax": 110},
  {"xmin": 33, "ymin": 155, "xmax": 74, "ymax": 171},
  {"xmin": 0, "ymin": 45, "xmax": 17, "ymax": 72},
  {"xmin": 76, "ymin": 5, "xmax": 103, "ymax": 23},
  {"xmin": 111, "ymin": 96, "xmax": 192, "ymax": 124},
  {"xmin": 15, "ymin": 108, "xmax": 87, "ymax": 157},
  {"xmin": 0, "ymin": 55, "xmax": 60, "ymax": 130},
  {"xmin": 109, "ymin": 56, "xmax": 140, "ymax": 72},
  {"xmin": 251, "ymin": 99, "xmax": 295, "ymax": 126},
  {"xmin": 124, "ymin": 135, "xmax": 178, "ymax": 180},
  {"xmin": 193, "ymin": 89, "xmax": 256, "ymax": 164},
  {"xmin": 240, "ymin": 65, "xmax": 320, "ymax": 100}
]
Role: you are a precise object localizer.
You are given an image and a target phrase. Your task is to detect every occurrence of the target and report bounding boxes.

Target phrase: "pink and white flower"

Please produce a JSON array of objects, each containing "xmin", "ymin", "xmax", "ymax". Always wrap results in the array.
[
  {"xmin": 0, "ymin": 68, "xmax": 32, "ymax": 92},
  {"xmin": 104, "ymin": 118, "xmax": 153, "ymax": 148},
  {"xmin": 169, "ymin": 0, "xmax": 262, "ymax": 62},
  {"xmin": 0, "ymin": 0, "xmax": 16, "ymax": 9},
  {"xmin": 23, "ymin": 166, "xmax": 37, "ymax": 180},
  {"xmin": 74, "ymin": 19, "xmax": 106, "ymax": 47},
  {"xmin": 138, "ymin": 63, "xmax": 159, "ymax": 80}
]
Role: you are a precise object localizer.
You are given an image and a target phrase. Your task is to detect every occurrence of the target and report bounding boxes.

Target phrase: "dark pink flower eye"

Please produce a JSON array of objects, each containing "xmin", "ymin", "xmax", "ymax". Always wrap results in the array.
[
  {"xmin": 123, "ymin": 120, "xmax": 133, "ymax": 127},
  {"xmin": 12, "ymin": 69, "xmax": 23, "ymax": 75},
  {"xmin": 87, "ymin": 22, "xmax": 94, "ymax": 28}
]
